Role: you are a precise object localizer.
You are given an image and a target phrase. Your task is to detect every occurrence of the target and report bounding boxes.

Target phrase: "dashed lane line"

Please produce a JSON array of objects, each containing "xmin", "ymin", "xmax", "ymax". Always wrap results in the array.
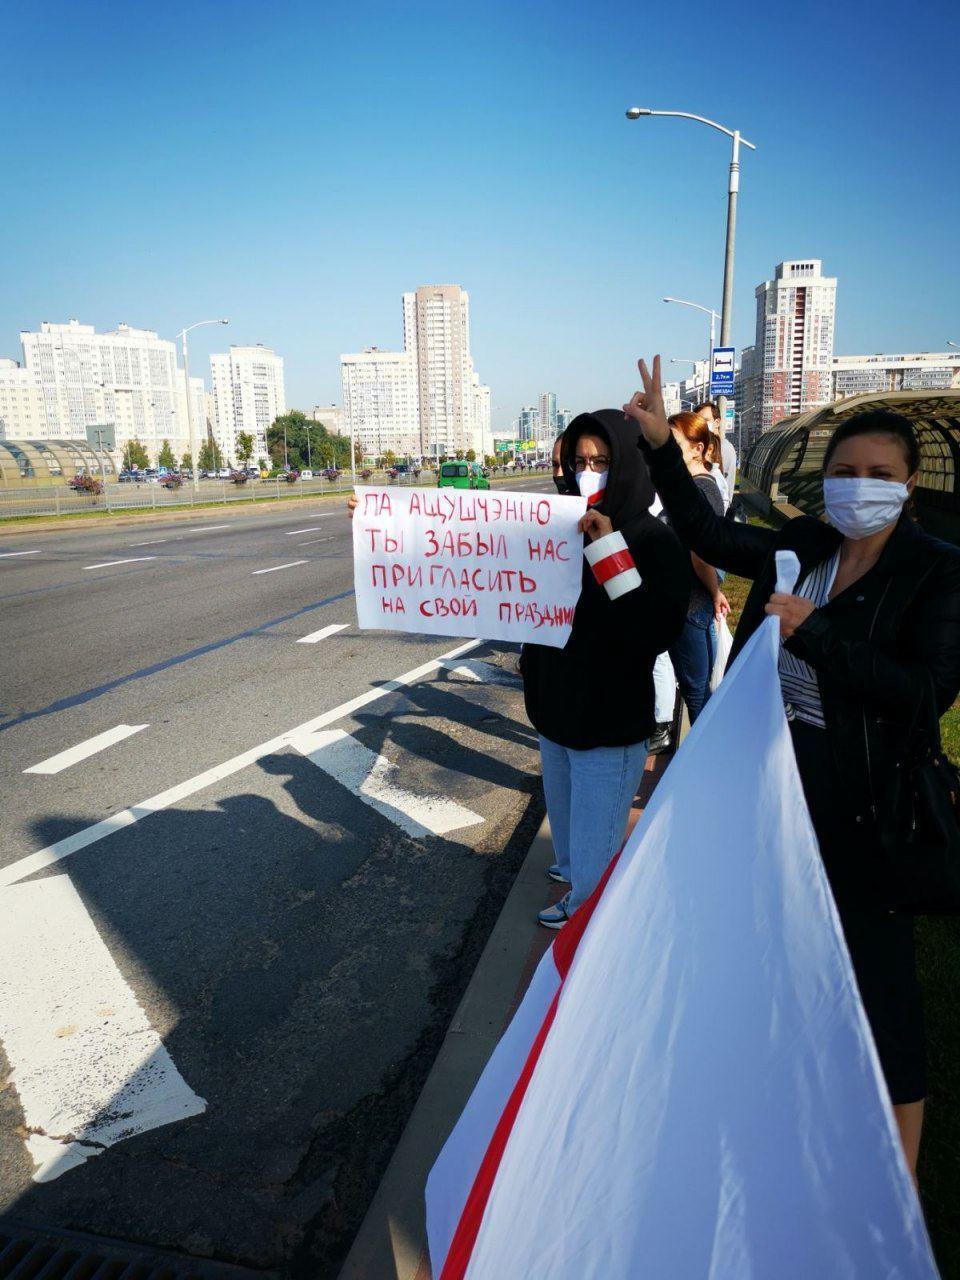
[
  {"xmin": 0, "ymin": 637, "xmax": 481, "ymax": 888},
  {"xmin": 188, "ymin": 524, "xmax": 231, "ymax": 532},
  {"xmin": 297, "ymin": 623, "xmax": 349, "ymax": 644},
  {"xmin": 24, "ymin": 723, "xmax": 149, "ymax": 775},
  {"xmin": 83, "ymin": 557, "xmax": 156, "ymax": 570},
  {"xmin": 297, "ymin": 537, "xmax": 333, "ymax": 546},
  {"xmin": 0, "ymin": 550, "xmax": 42, "ymax": 558},
  {"xmin": 128, "ymin": 539, "xmax": 169, "ymax": 547},
  {"xmin": 285, "ymin": 527, "xmax": 325, "ymax": 535},
  {"xmin": 252, "ymin": 560, "xmax": 308, "ymax": 575}
]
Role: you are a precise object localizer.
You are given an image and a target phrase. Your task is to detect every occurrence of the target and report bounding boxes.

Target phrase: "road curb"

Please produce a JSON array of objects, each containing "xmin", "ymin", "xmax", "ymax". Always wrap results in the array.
[{"xmin": 337, "ymin": 811, "xmax": 559, "ymax": 1280}]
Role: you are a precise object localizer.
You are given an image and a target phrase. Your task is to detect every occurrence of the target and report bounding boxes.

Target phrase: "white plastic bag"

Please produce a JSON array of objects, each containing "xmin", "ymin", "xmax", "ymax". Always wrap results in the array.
[{"xmin": 710, "ymin": 617, "xmax": 734, "ymax": 691}]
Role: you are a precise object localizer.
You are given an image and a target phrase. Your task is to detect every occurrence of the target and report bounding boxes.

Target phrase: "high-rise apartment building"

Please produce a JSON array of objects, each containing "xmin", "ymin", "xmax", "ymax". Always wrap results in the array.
[
  {"xmin": 0, "ymin": 359, "xmax": 47, "ymax": 439},
  {"xmin": 310, "ymin": 405, "xmax": 346, "ymax": 436},
  {"xmin": 754, "ymin": 260, "xmax": 837, "ymax": 431},
  {"xmin": 556, "ymin": 409, "xmax": 573, "ymax": 433},
  {"xmin": 340, "ymin": 348, "xmax": 420, "ymax": 459},
  {"xmin": 517, "ymin": 406, "xmax": 539, "ymax": 441},
  {"xmin": 472, "ymin": 377, "xmax": 491, "ymax": 457},
  {"xmin": 538, "ymin": 392, "xmax": 558, "ymax": 441},
  {"xmin": 210, "ymin": 344, "xmax": 285, "ymax": 466},
  {"xmin": 17, "ymin": 319, "xmax": 203, "ymax": 461},
  {"xmin": 402, "ymin": 285, "xmax": 488, "ymax": 458},
  {"xmin": 832, "ymin": 351, "xmax": 960, "ymax": 397}
]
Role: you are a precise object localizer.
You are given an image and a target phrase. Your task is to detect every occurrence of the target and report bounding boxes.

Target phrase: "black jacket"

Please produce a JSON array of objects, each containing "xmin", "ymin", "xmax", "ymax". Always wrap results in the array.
[
  {"xmin": 646, "ymin": 434, "xmax": 960, "ymax": 832},
  {"xmin": 521, "ymin": 411, "xmax": 688, "ymax": 750}
]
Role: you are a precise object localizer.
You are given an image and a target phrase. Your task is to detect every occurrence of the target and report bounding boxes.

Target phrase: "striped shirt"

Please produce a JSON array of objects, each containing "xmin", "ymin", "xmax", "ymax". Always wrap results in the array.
[{"xmin": 778, "ymin": 551, "xmax": 840, "ymax": 729}]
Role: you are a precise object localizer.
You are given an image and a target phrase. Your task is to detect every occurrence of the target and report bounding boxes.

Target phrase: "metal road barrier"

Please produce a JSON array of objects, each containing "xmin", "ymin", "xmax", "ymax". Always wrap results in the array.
[{"xmin": 0, "ymin": 468, "xmax": 542, "ymax": 520}]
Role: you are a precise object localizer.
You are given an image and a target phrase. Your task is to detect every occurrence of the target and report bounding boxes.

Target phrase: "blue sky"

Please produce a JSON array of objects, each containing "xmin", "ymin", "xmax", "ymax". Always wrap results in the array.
[{"xmin": 3, "ymin": 0, "xmax": 955, "ymax": 428}]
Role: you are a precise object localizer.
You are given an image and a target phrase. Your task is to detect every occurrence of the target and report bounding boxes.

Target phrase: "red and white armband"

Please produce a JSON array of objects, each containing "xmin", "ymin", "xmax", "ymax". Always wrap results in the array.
[{"xmin": 583, "ymin": 531, "xmax": 642, "ymax": 600}]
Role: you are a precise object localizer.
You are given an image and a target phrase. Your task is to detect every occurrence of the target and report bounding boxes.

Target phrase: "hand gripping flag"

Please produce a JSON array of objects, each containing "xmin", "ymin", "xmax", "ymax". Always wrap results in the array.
[{"xmin": 426, "ymin": 595, "xmax": 938, "ymax": 1279}]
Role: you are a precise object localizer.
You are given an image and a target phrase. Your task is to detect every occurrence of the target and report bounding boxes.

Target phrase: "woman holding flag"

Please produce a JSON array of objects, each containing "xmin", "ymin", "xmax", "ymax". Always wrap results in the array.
[{"xmin": 624, "ymin": 355, "xmax": 960, "ymax": 1175}]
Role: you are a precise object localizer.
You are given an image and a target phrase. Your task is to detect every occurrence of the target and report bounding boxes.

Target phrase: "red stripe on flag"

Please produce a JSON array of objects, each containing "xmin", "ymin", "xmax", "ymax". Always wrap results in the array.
[
  {"xmin": 438, "ymin": 850, "xmax": 623, "ymax": 1278},
  {"xmin": 591, "ymin": 548, "xmax": 635, "ymax": 586},
  {"xmin": 586, "ymin": 487, "xmax": 605, "ymax": 507}
]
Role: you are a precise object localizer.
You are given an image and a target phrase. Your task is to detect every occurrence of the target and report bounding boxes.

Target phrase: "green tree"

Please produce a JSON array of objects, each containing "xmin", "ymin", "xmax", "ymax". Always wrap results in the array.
[
  {"xmin": 257, "ymin": 456, "xmax": 268, "ymax": 473},
  {"xmin": 122, "ymin": 439, "xmax": 149, "ymax": 470},
  {"xmin": 382, "ymin": 449, "xmax": 397, "ymax": 468},
  {"xmin": 198, "ymin": 439, "xmax": 223, "ymax": 472},
  {"xmin": 465, "ymin": 448, "xmax": 476, "ymax": 462},
  {"xmin": 454, "ymin": 449, "xmax": 465, "ymax": 461},
  {"xmin": 267, "ymin": 410, "xmax": 353, "ymax": 472},
  {"xmin": 484, "ymin": 454, "xmax": 496, "ymax": 469},
  {"xmin": 158, "ymin": 440, "xmax": 176, "ymax": 470},
  {"xmin": 180, "ymin": 450, "xmax": 193, "ymax": 472},
  {"xmin": 236, "ymin": 431, "xmax": 254, "ymax": 469}
]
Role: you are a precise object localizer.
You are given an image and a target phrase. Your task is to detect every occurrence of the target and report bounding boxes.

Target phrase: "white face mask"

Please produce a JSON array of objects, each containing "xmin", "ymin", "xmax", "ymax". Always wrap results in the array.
[
  {"xmin": 822, "ymin": 476, "xmax": 909, "ymax": 540},
  {"xmin": 577, "ymin": 468, "xmax": 608, "ymax": 505}
]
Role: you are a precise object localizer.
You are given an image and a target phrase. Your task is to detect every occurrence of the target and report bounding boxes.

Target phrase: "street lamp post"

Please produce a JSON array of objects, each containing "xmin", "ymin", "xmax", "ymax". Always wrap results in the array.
[
  {"xmin": 627, "ymin": 108, "xmax": 756, "ymax": 423},
  {"xmin": 177, "ymin": 318, "xmax": 228, "ymax": 493},
  {"xmin": 664, "ymin": 298, "xmax": 719, "ymax": 400}
]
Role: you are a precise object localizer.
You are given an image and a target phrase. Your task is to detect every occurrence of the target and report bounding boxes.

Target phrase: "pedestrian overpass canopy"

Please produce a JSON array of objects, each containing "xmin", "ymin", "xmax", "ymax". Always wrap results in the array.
[
  {"xmin": 742, "ymin": 391, "xmax": 960, "ymax": 541},
  {"xmin": 0, "ymin": 438, "xmax": 119, "ymax": 487}
]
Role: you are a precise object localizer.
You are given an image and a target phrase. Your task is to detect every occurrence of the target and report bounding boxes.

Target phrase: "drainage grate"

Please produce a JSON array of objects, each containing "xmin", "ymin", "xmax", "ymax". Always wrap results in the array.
[{"xmin": 0, "ymin": 1220, "xmax": 275, "ymax": 1280}]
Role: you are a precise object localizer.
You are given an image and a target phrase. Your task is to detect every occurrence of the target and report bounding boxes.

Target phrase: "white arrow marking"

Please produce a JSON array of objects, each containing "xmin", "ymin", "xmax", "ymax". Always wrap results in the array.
[
  {"xmin": 24, "ymin": 724, "xmax": 149, "ymax": 775},
  {"xmin": 0, "ymin": 876, "xmax": 205, "ymax": 1183},
  {"xmin": 292, "ymin": 729, "xmax": 484, "ymax": 838}
]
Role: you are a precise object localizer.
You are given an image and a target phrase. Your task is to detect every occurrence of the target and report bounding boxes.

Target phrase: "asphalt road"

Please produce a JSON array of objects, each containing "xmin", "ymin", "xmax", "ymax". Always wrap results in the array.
[{"xmin": 0, "ymin": 478, "xmax": 553, "ymax": 1276}]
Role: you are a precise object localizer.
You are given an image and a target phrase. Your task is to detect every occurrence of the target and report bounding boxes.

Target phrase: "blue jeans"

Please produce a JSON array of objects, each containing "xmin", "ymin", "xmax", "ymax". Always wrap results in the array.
[
  {"xmin": 539, "ymin": 735, "xmax": 649, "ymax": 911},
  {"xmin": 669, "ymin": 615, "xmax": 716, "ymax": 724}
]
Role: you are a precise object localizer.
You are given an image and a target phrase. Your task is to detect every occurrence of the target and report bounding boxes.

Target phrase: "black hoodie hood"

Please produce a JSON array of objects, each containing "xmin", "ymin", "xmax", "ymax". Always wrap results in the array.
[{"xmin": 560, "ymin": 409, "xmax": 654, "ymax": 528}]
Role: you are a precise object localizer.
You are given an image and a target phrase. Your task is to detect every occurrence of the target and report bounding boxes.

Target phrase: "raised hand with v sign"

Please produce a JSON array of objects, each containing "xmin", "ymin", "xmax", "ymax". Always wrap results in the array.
[{"xmin": 622, "ymin": 355, "xmax": 672, "ymax": 449}]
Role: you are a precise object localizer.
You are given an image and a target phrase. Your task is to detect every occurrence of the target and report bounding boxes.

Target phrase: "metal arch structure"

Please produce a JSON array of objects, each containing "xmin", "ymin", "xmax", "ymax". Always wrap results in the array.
[
  {"xmin": 743, "ymin": 390, "xmax": 960, "ymax": 542},
  {"xmin": 0, "ymin": 438, "xmax": 120, "ymax": 488}
]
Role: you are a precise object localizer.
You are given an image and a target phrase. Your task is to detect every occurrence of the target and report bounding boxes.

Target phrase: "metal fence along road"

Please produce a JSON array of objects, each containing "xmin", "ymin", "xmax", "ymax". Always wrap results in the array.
[{"xmin": 0, "ymin": 469, "xmax": 543, "ymax": 520}]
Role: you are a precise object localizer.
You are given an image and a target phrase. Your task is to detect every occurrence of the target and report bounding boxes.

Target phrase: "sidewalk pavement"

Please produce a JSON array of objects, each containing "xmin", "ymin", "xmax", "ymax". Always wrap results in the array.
[{"xmin": 338, "ymin": 750, "xmax": 670, "ymax": 1280}]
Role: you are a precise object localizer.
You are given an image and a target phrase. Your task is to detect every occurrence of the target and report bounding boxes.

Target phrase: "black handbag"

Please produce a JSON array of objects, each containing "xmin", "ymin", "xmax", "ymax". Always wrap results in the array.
[{"xmin": 878, "ymin": 681, "xmax": 960, "ymax": 914}]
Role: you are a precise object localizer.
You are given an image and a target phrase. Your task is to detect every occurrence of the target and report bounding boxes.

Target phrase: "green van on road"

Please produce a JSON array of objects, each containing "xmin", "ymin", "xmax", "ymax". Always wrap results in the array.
[{"xmin": 438, "ymin": 461, "xmax": 490, "ymax": 490}]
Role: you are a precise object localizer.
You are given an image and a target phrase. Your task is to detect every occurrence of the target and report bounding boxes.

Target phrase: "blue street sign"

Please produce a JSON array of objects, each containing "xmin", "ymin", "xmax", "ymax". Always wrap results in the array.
[{"xmin": 710, "ymin": 346, "xmax": 735, "ymax": 395}]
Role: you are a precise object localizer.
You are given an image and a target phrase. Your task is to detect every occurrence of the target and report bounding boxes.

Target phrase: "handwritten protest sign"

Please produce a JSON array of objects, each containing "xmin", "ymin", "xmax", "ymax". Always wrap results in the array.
[{"xmin": 353, "ymin": 486, "xmax": 587, "ymax": 648}]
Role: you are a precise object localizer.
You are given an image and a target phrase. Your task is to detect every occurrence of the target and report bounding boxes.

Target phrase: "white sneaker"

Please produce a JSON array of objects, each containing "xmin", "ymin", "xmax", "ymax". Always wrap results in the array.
[
  {"xmin": 546, "ymin": 864, "xmax": 569, "ymax": 884},
  {"xmin": 538, "ymin": 896, "xmax": 571, "ymax": 930}
]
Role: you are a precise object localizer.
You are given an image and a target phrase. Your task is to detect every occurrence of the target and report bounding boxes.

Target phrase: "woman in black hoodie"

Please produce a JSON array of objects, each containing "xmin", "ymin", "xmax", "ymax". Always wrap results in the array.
[{"xmin": 521, "ymin": 409, "xmax": 688, "ymax": 928}]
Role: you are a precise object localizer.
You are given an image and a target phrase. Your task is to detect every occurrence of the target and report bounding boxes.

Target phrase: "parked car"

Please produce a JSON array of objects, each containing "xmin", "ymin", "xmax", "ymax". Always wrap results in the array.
[
  {"xmin": 216, "ymin": 468, "xmax": 231, "ymax": 479},
  {"xmin": 245, "ymin": 467, "xmax": 259, "ymax": 478},
  {"xmin": 118, "ymin": 470, "xmax": 136, "ymax": 483},
  {"xmin": 300, "ymin": 469, "xmax": 314, "ymax": 480},
  {"xmin": 322, "ymin": 467, "xmax": 341, "ymax": 480}
]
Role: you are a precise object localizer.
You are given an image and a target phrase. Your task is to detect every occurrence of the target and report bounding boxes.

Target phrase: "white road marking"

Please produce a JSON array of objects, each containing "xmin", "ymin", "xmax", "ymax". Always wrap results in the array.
[
  {"xmin": 0, "ymin": 639, "xmax": 482, "ymax": 887},
  {"xmin": 297, "ymin": 623, "xmax": 348, "ymax": 645},
  {"xmin": 24, "ymin": 724, "xmax": 149, "ymax": 776},
  {"xmin": 0, "ymin": 875, "xmax": 205, "ymax": 1183},
  {"xmin": 438, "ymin": 658, "xmax": 522, "ymax": 687},
  {"xmin": 297, "ymin": 537, "xmax": 333, "ymax": 546},
  {"xmin": 293, "ymin": 730, "xmax": 484, "ymax": 838},
  {"xmin": 285, "ymin": 527, "xmax": 324, "ymax": 536},
  {"xmin": 252, "ymin": 560, "xmax": 308, "ymax": 575},
  {"xmin": 188, "ymin": 524, "xmax": 230, "ymax": 532},
  {"xmin": 83, "ymin": 557, "xmax": 156, "ymax": 570},
  {"xmin": 0, "ymin": 550, "xmax": 42, "ymax": 558},
  {"xmin": 129, "ymin": 539, "xmax": 167, "ymax": 547}
]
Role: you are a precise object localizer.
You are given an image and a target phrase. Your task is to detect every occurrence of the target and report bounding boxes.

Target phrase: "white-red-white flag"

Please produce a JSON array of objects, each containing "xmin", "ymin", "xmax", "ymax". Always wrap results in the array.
[{"xmin": 426, "ymin": 616, "xmax": 937, "ymax": 1279}]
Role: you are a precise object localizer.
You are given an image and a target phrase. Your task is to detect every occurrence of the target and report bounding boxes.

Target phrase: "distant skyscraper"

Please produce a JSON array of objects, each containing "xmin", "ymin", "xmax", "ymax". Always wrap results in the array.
[
  {"xmin": 402, "ymin": 285, "xmax": 487, "ymax": 458},
  {"xmin": 517, "ymin": 405, "xmax": 539, "ymax": 440},
  {"xmin": 17, "ymin": 318, "xmax": 202, "ymax": 461},
  {"xmin": 556, "ymin": 408, "xmax": 573, "ymax": 433},
  {"xmin": 755, "ymin": 260, "xmax": 837, "ymax": 431},
  {"xmin": 538, "ymin": 392, "xmax": 558, "ymax": 441},
  {"xmin": 832, "ymin": 351, "xmax": 960, "ymax": 397},
  {"xmin": 662, "ymin": 382, "xmax": 682, "ymax": 419},
  {"xmin": 210, "ymin": 344, "xmax": 285, "ymax": 465},
  {"xmin": 340, "ymin": 348, "xmax": 420, "ymax": 459}
]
